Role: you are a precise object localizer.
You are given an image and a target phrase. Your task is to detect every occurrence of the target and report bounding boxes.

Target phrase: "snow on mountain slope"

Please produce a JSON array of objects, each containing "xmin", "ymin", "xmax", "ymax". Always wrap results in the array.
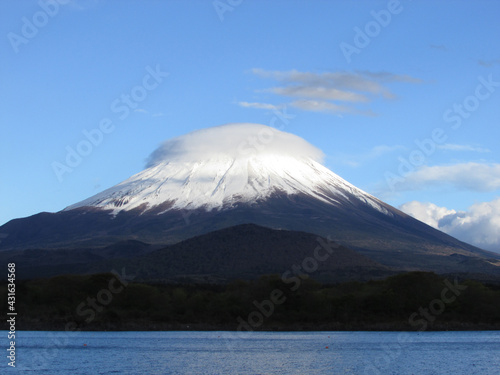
[{"xmin": 65, "ymin": 123, "xmax": 391, "ymax": 216}]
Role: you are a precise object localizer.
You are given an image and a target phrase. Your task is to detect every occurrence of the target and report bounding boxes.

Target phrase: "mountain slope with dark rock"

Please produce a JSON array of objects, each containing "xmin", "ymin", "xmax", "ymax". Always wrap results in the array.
[{"xmin": 114, "ymin": 224, "xmax": 391, "ymax": 283}]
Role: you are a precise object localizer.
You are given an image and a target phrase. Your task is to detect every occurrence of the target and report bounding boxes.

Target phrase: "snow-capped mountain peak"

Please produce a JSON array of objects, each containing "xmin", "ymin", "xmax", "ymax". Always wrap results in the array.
[{"xmin": 65, "ymin": 123, "xmax": 390, "ymax": 216}]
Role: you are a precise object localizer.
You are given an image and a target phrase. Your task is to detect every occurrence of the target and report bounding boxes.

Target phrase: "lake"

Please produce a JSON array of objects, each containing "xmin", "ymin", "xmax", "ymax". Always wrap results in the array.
[{"xmin": 4, "ymin": 331, "xmax": 499, "ymax": 374}]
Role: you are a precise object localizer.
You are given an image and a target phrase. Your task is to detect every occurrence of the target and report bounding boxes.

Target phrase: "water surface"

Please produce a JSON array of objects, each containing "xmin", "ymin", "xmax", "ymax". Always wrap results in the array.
[{"xmin": 3, "ymin": 331, "xmax": 499, "ymax": 374}]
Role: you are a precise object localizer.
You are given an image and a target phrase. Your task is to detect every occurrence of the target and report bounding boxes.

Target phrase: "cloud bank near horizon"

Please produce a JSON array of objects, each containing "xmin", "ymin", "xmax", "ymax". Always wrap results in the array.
[{"xmin": 400, "ymin": 199, "xmax": 500, "ymax": 253}]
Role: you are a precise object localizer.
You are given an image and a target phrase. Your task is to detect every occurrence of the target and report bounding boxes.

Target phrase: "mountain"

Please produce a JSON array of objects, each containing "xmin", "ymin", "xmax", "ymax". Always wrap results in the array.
[
  {"xmin": 64, "ymin": 125, "xmax": 389, "ymax": 217},
  {"xmin": 2, "ymin": 224, "xmax": 391, "ymax": 282},
  {"xmin": 108, "ymin": 224, "xmax": 393, "ymax": 283},
  {"xmin": 1, "ymin": 123, "xmax": 499, "ymax": 279}
]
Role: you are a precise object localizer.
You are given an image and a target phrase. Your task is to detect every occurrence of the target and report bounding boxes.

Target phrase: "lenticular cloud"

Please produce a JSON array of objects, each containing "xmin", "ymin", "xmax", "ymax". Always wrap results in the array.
[{"xmin": 145, "ymin": 123, "xmax": 324, "ymax": 168}]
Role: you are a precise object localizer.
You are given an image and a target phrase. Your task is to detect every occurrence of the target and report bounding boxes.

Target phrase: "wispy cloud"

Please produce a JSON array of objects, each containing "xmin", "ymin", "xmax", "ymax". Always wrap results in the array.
[
  {"xmin": 356, "ymin": 71, "xmax": 422, "ymax": 84},
  {"xmin": 437, "ymin": 144, "xmax": 490, "ymax": 153},
  {"xmin": 478, "ymin": 59, "xmax": 500, "ymax": 67},
  {"xmin": 289, "ymin": 100, "xmax": 375, "ymax": 117},
  {"xmin": 430, "ymin": 44, "xmax": 447, "ymax": 51},
  {"xmin": 251, "ymin": 68, "xmax": 419, "ymax": 96},
  {"xmin": 393, "ymin": 162, "xmax": 500, "ymax": 192},
  {"xmin": 243, "ymin": 69, "xmax": 422, "ymax": 116},
  {"xmin": 238, "ymin": 102, "xmax": 282, "ymax": 111},
  {"xmin": 400, "ymin": 199, "xmax": 500, "ymax": 253},
  {"xmin": 331, "ymin": 144, "xmax": 405, "ymax": 167},
  {"xmin": 368, "ymin": 145, "xmax": 406, "ymax": 158},
  {"xmin": 269, "ymin": 86, "xmax": 369, "ymax": 102}
]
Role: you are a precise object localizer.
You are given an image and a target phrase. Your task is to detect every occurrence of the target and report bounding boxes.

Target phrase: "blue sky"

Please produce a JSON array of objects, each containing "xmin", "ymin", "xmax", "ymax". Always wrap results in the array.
[{"xmin": 1, "ymin": 0, "xmax": 500, "ymax": 251}]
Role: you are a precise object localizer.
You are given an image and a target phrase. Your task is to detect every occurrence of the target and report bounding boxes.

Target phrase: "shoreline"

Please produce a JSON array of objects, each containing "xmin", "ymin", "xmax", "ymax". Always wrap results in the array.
[{"xmin": 7, "ymin": 321, "xmax": 500, "ymax": 332}]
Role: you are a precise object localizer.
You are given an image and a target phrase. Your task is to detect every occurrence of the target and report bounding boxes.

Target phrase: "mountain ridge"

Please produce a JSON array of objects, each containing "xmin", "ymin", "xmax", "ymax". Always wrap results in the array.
[{"xmin": 1, "ymin": 123, "xmax": 499, "ymax": 280}]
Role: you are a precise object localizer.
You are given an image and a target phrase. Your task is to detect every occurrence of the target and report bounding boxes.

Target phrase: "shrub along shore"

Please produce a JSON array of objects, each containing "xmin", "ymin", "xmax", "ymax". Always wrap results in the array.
[{"xmin": 1, "ymin": 272, "xmax": 499, "ymax": 331}]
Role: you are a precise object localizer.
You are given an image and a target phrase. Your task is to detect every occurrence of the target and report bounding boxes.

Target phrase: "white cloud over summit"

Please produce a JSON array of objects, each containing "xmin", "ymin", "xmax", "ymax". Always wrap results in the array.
[
  {"xmin": 400, "ymin": 199, "xmax": 500, "ymax": 253},
  {"xmin": 145, "ymin": 123, "xmax": 324, "ymax": 168}
]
